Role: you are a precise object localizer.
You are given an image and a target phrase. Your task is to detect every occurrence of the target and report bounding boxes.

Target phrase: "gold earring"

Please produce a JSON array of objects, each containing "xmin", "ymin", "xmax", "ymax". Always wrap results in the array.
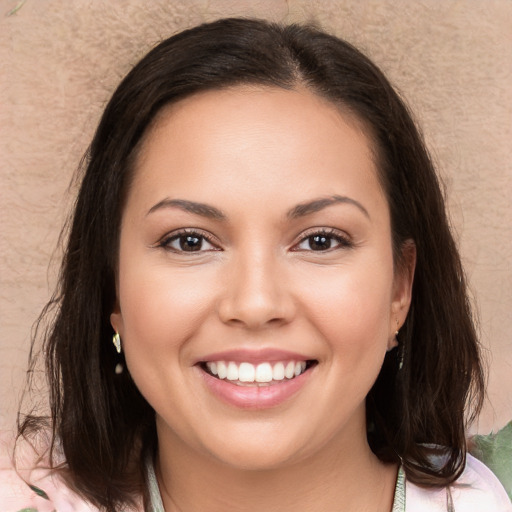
[
  {"xmin": 112, "ymin": 332, "xmax": 121, "ymax": 353},
  {"xmin": 396, "ymin": 320, "xmax": 405, "ymax": 371},
  {"xmin": 112, "ymin": 332, "xmax": 123, "ymax": 374}
]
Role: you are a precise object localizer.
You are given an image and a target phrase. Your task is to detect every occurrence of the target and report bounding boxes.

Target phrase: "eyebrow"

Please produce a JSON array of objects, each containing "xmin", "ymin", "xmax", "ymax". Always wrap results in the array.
[
  {"xmin": 287, "ymin": 195, "xmax": 370, "ymax": 219},
  {"xmin": 146, "ymin": 194, "xmax": 369, "ymax": 221},
  {"xmin": 146, "ymin": 198, "xmax": 226, "ymax": 220}
]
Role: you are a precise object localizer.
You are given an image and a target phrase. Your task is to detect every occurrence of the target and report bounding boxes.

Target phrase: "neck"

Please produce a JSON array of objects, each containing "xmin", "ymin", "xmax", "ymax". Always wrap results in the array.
[{"xmin": 155, "ymin": 426, "xmax": 397, "ymax": 512}]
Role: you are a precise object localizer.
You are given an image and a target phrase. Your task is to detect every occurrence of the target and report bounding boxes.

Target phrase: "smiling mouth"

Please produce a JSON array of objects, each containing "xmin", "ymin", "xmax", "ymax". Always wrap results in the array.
[{"xmin": 200, "ymin": 360, "xmax": 317, "ymax": 386}]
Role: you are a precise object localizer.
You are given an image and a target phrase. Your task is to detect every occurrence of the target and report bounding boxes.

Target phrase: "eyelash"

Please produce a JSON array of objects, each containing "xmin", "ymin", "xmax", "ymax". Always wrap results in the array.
[
  {"xmin": 291, "ymin": 228, "xmax": 353, "ymax": 252},
  {"xmin": 157, "ymin": 228, "xmax": 353, "ymax": 254},
  {"xmin": 157, "ymin": 229, "xmax": 220, "ymax": 253}
]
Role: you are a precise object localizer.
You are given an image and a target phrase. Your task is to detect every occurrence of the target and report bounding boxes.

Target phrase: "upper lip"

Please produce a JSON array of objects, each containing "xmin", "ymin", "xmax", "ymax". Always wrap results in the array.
[{"xmin": 195, "ymin": 348, "xmax": 315, "ymax": 365}]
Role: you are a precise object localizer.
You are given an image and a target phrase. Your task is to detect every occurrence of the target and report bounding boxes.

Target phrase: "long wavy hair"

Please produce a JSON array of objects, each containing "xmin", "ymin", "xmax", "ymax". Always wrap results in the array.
[{"xmin": 18, "ymin": 17, "xmax": 484, "ymax": 512}]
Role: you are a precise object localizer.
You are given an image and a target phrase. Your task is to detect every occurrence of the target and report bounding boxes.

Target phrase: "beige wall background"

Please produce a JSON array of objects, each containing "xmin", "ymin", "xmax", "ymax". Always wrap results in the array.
[{"xmin": 1, "ymin": 0, "xmax": 511, "ymax": 436}]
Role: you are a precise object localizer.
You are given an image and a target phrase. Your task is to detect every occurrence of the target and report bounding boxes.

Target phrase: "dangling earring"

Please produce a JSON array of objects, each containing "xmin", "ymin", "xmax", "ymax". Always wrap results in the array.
[
  {"xmin": 112, "ymin": 332, "xmax": 123, "ymax": 374},
  {"xmin": 113, "ymin": 332, "xmax": 121, "ymax": 353},
  {"xmin": 395, "ymin": 320, "xmax": 405, "ymax": 371},
  {"xmin": 387, "ymin": 318, "xmax": 400, "ymax": 353}
]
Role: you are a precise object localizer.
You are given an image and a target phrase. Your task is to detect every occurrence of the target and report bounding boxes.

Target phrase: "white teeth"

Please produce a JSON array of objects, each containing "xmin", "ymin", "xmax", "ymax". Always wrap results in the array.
[
  {"xmin": 255, "ymin": 363, "xmax": 273, "ymax": 382},
  {"xmin": 208, "ymin": 362, "xmax": 218, "ymax": 376},
  {"xmin": 238, "ymin": 362, "xmax": 255, "ymax": 382},
  {"xmin": 272, "ymin": 362, "xmax": 285, "ymax": 380},
  {"xmin": 205, "ymin": 360, "xmax": 311, "ymax": 383},
  {"xmin": 285, "ymin": 361, "xmax": 295, "ymax": 379},
  {"xmin": 217, "ymin": 361, "xmax": 227, "ymax": 379},
  {"xmin": 227, "ymin": 362, "xmax": 239, "ymax": 381}
]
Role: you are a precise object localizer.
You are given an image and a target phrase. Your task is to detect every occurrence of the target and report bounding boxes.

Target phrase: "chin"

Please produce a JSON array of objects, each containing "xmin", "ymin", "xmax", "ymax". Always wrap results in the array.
[
  {"xmin": 201, "ymin": 427, "xmax": 313, "ymax": 472},
  {"xmin": 213, "ymin": 448, "xmax": 298, "ymax": 472}
]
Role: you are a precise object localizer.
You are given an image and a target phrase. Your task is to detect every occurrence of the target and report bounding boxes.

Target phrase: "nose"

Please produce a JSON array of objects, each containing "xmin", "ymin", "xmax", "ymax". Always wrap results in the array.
[{"xmin": 217, "ymin": 250, "xmax": 295, "ymax": 330}]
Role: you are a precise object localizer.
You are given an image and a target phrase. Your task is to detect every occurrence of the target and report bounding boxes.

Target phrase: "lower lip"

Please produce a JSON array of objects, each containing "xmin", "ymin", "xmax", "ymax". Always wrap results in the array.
[{"xmin": 199, "ymin": 367, "xmax": 312, "ymax": 409}]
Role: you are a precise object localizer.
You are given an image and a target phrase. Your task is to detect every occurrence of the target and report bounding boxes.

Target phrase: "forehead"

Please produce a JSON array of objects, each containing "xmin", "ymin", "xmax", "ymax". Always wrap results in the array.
[
  {"xmin": 128, "ymin": 86, "xmax": 386, "ymax": 217},
  {"xmin": 137, "ymin": 85, "xmax": 376, "ymax": 164}
]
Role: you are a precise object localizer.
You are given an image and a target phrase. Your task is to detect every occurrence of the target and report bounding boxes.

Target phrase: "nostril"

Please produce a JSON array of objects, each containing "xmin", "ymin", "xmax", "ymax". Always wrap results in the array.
[{"xmin": 216, "ymin": 272, "xmax": 296, "ymax": 329}]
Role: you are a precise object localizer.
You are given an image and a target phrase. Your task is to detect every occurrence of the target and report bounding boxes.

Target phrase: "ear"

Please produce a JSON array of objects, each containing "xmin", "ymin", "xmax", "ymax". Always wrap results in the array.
[
  {"xmin": 110, "ymin": 299, "xmax": 124, "ymax": 336},
  {"xmin": 388, "ymin": 239, "xmax": 416, "ymax": 350}
]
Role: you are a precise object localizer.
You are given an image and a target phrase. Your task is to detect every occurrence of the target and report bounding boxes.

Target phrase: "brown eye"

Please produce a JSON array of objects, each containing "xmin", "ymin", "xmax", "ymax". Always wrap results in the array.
[
  {"xmin": 160, "ymin": 230, "xmax": 219, "ymax": 253},
  {"xmin": 308, "ymin": 234, "xmax": 332, "ymax": 251},
  {"xmin": 179, "ymin": 234, "xmax": 203, "ymax": 251},
  {"xmin": 293, "ymin": 229, "xmax": 353, "ymax": 252}
]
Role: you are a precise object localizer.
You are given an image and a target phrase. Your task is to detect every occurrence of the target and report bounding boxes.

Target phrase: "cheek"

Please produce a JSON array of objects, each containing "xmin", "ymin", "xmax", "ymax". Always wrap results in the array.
[
  {"xmin": 298, "ymin": 259, "xmax": 394, "ymax": 360},
  {"xmin": 117, "ymin": 261, "xmax": 218, "ymax": 358}
]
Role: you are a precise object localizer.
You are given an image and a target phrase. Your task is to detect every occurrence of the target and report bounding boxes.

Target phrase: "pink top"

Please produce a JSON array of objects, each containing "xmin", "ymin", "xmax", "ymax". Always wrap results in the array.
[
  {"xmin": 1, "ymin": 433, "xmax": 510, "ymax": 512},
  {"xmin": 405, "ymin": 455, "xmax": 511, "ymax": 511}
]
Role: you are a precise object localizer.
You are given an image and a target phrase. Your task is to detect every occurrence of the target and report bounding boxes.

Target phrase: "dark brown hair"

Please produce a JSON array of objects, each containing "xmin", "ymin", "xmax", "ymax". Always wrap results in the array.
[{"xmin": 18, "ymin": 17, "xmax": 484, "ymax": 511}]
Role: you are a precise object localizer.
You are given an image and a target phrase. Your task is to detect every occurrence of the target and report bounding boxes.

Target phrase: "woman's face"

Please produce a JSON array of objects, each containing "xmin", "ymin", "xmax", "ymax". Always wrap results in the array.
[{"xmin": 111, "ymin": 86, "xmax": 414, "ymax": 469}]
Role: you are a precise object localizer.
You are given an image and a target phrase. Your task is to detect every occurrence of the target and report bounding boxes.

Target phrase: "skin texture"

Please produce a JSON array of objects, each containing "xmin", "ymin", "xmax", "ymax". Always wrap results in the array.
[{"xmin": 111, "ymin": 86, "xmax": 415, "ymax": 511}]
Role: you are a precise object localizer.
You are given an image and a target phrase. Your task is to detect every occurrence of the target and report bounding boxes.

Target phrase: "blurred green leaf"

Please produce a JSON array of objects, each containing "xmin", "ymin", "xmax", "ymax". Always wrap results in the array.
[
  {"xmin": 28, "ymin": 484, "xmax": 49, "ymax": 500},
  {"xmin": 470, "ymin": 421, "xmax": 512, "ymax": 500}
]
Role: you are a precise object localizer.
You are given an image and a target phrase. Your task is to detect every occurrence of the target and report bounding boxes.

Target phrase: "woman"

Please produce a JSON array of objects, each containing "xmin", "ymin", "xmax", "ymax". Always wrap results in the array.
[{"xmin": 9, "ymin": 17, "xmax": 511, "ymax": 512}]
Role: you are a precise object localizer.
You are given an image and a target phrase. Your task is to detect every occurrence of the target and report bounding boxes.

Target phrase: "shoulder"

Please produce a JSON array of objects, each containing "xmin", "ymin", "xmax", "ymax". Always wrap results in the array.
[
  {"xmin": 0, "ymin": 432, "xmax": 99, "ymax": 512},
  {"xmin": 406, "ymin": 454, "xmax": 512, "ymax": 511},
  {"xmin": 0, "ymin": 463, "xmax": 101, "ymax": 512},
  {"xmin": 0, "ymin": 462, "xmax": 54, "ymax": 512}
]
